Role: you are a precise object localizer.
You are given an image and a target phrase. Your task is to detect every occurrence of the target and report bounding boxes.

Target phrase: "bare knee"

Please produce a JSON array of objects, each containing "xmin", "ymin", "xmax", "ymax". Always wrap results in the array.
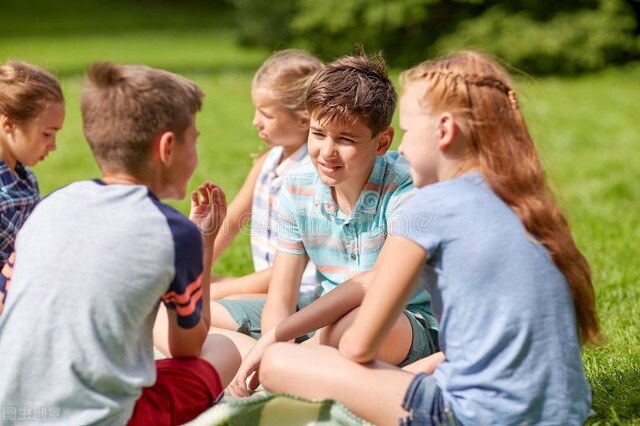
[
  {"xmin": 200, "ymin": 334, "xmax": 242, "ymax": 388},
  {"xmin": 259, "ymin": 342, "xmax": 294, "ymax": 391}
]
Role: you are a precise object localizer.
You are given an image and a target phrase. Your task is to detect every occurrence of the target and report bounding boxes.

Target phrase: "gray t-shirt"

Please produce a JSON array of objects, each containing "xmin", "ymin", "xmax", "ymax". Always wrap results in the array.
[
  {"xmin": 392, "ymin": 173, "xmax": 591, "ymax": 425},
  {"xmin": 0, "ymin": 180, "xmax": 204, "ymax": 425}
]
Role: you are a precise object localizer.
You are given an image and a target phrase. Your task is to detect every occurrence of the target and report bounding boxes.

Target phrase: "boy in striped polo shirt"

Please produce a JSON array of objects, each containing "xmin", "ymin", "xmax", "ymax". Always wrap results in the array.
[{"xmin": 217, "ymin": 52, "xmax": 438, "ymax": 368}]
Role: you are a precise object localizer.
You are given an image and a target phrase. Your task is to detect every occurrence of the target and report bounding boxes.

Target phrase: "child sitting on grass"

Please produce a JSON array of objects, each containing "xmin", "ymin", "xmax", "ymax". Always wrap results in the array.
[
  {"xmin": 216, "ymin": 51, "xmax": 439, "ymax": 367},
  {"xmin": 232, "ymin": 50, "xmax": 600, "ymax": 426},
  {"xmin": 0, "ymin": 61, "xmax": 64, "ymax": 315},
  {"xmin": 0, "ymin": 62, "xmax": 240, "ymax": 425},
  {"xmin": 209, "ymin": 49, "xmax": 323, "ymax": 301}
]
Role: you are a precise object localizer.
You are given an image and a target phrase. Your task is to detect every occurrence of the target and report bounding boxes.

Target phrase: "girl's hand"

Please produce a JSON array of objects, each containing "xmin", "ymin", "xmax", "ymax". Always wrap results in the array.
[
  {"xmin": 228, "ymin": 329, "xmax": 277, "ymax": 397},
  {"xmin": 189, "ymin": 182, "xmax": 227, "ymax": 248}
]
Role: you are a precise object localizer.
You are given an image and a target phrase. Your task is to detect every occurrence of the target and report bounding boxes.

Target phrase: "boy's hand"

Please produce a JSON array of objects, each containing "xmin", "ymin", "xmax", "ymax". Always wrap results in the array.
[{"xmin": 189, "ymin": 182, "xmax": 227, "ymax": 248}]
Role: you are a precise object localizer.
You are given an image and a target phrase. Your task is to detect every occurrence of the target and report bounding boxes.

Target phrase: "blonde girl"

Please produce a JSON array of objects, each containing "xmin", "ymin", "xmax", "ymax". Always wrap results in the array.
[
  {"xmin": 231, "ymin": 51, "xmax": 600, "ymax": 425},
  {"xmin": 154, "ymin": 50, "xmax": 323, "ymax": 355}
]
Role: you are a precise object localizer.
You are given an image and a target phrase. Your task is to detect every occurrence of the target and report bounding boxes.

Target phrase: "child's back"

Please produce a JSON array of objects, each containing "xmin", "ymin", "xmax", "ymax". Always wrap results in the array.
[
  {"xmin": 0, "ymin": 181, "xmax": 203, "ymax": 424},
  {"xmin": 395, "ymin": 173, "xmax": 591, "ymax": 423},
  {"xmin": 0, "ymin": 62, "xmax": 240, "ymax": 425}
]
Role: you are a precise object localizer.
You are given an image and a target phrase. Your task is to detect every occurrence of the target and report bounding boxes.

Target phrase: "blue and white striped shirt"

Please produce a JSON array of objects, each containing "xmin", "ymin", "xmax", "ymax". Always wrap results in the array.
[
  {"xmin": 277, "ymin": 151, "xmax": 435, "ymax": 325},
  {"xmin": 250, "ymin": 145, "xmax": 318, "ymax": 298}
]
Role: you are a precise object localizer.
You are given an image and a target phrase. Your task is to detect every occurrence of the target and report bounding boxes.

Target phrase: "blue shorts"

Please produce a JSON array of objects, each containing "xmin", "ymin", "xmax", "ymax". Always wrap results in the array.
[
  {"xmin": 217, "ymin": 298, "xmax": 312, "ymax": 342},
  {"xmin": 399, "ymin": 373, "xmax": 456, "ymax": 425},
  {"xmin": 218, "ymin": 299, "xmax": 438, "ymax": 366}
]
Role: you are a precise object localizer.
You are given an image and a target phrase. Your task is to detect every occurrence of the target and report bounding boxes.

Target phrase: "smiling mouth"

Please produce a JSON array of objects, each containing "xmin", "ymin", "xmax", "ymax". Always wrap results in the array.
[{"xmin": 319, "ymin": 161, "xmax": 342, "ymax": 174}]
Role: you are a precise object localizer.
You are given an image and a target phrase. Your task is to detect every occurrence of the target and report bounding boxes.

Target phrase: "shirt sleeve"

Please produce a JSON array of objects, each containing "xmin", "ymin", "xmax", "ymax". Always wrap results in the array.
[
  {"xmin": 276, "ymin": 176, "xmax": 307, "ymax": 255},
  {"xmin": 160, "ymin": 211, "xmax": 205, "ymax": 329},
  {"xmin": 390, "ymin": 187, "xmax": 443, "ymax": 257}
]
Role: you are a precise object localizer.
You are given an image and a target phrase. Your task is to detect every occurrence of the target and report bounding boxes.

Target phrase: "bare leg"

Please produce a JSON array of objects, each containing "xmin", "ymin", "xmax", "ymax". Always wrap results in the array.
[
  {"xmin": 314, "ymin": 307, "xmax": 413, "ymax": 366},
  {"xmin": 260, "ymin": 343, "xmax": 414, "ymax": 426},
  {"xmin": 152, "ymin": 304, "xmax": 171, "ymax": 357},
  {"xmin": 200, "ymin": 334, "xmax": 242, "ymax": 388},
  {"xmin": 210, "ymin": 301, "xmax": 240, "ymax": 329},
  {"xmin": 208, "ymin": 327, "xmax": 257, "ymax": 359}
]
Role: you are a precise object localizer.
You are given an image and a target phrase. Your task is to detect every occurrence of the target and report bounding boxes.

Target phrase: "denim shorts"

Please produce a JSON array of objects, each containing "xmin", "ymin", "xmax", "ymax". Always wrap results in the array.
[
  {"xmin": 399, "ymin": 373, "xmax": 456, "ymax": 425},
  {"xmin": 399, "ymin": 311, "xmax": 439, "ymax": 367}
]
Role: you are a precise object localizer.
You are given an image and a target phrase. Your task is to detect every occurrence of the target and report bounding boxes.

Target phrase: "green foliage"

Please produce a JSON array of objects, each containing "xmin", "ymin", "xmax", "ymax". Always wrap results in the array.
[
  {"xmin": 437, "ymin": 0, "xmax": 639, "ymax": 74},
  {"xmin": 227, "ymin": 0, "xmax": 640, "ymax": 74}
]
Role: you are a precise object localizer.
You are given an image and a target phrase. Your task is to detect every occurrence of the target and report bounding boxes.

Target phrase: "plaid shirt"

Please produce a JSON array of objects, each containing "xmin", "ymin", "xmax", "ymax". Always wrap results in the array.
[
  {"xmin": 0, "ymin": 160, "xmax": 40, "ymax": 270},
  {"xmin": 250, "ymin": 145, "xmax": 318, "ymax": 296}
]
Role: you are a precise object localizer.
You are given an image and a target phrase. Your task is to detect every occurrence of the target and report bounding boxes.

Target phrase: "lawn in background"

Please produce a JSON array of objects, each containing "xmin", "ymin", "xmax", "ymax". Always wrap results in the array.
[{"xmin": 2, "ymin": 2, "xmax": 639, "ymax": 423}]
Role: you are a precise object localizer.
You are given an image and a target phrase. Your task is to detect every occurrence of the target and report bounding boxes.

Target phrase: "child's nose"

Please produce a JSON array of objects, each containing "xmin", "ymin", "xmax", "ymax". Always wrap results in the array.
[
  {"xmin": 320, "ymin": 138, "xmax": 336, "ymax": 157},
  {"xmin": 252, "ymin": 113, "xmax": 261, "ymax": 128}
]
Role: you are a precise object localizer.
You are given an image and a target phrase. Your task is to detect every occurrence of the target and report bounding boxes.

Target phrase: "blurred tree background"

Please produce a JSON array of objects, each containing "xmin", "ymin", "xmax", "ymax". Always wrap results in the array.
[
  {"xmin": 4, "ymin": 0, "xmax": 638, "ymax": 75},
  {"xmin": 228, "ymin": 0, "xmax": 640, "ymax": 74}
]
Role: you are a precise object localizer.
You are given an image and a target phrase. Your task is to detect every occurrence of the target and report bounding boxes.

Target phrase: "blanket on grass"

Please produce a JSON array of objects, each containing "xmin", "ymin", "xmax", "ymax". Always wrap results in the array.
[{"xmin": 185, "ymin": 392, "xmax": 372, "ymax": 426}]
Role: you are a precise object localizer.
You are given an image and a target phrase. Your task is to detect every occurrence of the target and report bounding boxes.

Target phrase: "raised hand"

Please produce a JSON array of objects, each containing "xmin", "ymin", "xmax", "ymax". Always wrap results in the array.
[{"xmin": 189, "ymin": 182, "xmax": 227, "ymax": 248}]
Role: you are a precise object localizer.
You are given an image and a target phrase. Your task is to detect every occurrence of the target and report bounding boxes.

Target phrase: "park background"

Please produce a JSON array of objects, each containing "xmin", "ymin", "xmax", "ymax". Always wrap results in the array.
[{"xmin": 2, "ymin": 0, "xmax": 638, "ymax": 423}]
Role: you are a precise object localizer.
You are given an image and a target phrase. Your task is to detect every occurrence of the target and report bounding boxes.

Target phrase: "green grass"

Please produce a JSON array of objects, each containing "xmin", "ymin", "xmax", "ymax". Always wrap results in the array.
[{"xmin": 2, "ymin": 5, "xmax": 639, "ymax": 423}]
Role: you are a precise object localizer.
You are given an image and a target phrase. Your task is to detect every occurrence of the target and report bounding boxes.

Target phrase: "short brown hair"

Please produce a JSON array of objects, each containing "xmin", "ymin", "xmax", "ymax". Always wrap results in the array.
[
  {"xmin": 305, "ymin": 52, "xmax": 396, "ymax": 137},
  {"xmin": 0, "ymin": 60, "xmax": 64, "ymax": 124},
  {"xmin": 252, "ymin": 49, "xmax": 323, "ymax": 118},
  {"xmin": 81, "ymin": 62, "xmax": 204, "ymax": 174}
]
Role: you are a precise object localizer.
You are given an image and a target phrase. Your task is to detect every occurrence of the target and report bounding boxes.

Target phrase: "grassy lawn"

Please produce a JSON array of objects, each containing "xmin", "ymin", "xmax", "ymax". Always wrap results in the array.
[{"xmin": 2, "ymin": 2, "xmax": 639, "ymax": 423}]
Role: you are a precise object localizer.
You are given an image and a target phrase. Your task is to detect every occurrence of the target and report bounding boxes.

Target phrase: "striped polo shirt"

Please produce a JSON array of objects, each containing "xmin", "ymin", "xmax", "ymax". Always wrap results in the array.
[
  {"xmin": 250, "ymin": 145, "xmax": 318, "ymax": 295},
  {"xmin": 277, "ymin": 151, "xmax": 435, "ymax": 324},
  {"xmin": 0, "ymin": 160, "xmax": 39, "ymax": 269}
]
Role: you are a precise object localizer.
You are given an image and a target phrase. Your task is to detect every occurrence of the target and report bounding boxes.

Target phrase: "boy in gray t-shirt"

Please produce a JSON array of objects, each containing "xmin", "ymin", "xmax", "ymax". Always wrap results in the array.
[{"xmin": 0, "ymin": 63, "xmax": 240, "ymax": 425}]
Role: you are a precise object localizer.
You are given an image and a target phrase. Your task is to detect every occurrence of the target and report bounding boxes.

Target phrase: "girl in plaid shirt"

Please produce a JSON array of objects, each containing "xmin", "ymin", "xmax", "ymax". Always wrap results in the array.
[{"xmin": 0, "ymin": 61, "xmax": 64, "ymax": 314}]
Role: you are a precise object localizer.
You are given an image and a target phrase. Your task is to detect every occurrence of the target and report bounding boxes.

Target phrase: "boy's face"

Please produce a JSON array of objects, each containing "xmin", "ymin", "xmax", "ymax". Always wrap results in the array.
[
  {"xmin": 4, "ymin": 102, "xmax": 64, "ymax": 168},
  {"xmin": 163, "ymin": 116, "xmax": 199, "ymax": 200},
  {"xmin": 251, "ymin": 89, "xmax": 309, "ymax": 156},
  {"xmin": 307, "ymin": 115, "xmax": 389, "ymax": 194}
]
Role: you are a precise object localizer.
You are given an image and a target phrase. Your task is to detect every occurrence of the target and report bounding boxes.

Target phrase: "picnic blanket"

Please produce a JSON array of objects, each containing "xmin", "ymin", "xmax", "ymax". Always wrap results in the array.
[{"xmin": 185, "ymin": 392, "xmax": 372, "ymax": 426}]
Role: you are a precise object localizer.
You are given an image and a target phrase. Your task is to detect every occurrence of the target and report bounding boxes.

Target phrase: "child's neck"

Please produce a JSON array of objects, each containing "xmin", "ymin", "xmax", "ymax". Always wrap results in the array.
[
  {"xmin": 332, "ymin": 176, "xmax": 369, "ymax": 216},
  {"xmin": 102, "ymin": 173, "xmax": 145, "ymax": 186},
  {"xmin": 280, "ymin": 143, "xmax": 303, "ymax": 164},
  {"xmin": 0, "ymin": 141, "xmax": 17, "ymax": 171}
]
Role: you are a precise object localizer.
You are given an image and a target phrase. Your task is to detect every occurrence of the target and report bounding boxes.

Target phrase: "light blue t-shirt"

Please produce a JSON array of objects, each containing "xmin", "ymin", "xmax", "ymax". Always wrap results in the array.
[{"xmin": 392, "ymin": 173, "xmax": 591, "ymax": 425}]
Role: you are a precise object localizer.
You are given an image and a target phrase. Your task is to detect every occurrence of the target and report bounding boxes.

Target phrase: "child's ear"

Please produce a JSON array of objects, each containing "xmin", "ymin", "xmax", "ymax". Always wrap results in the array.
[
  {"xmin": 375, "ymin": 126, "xmax": 394, "ymax": 156},
  {"xmin": 437, "ymin": 113, "xmax": 456, "ymax": 151},
  {"xmin": 1, "ymin": 115, "xmax": 15, "ymax": 134},
  {"xmin": 157, "ymin": 131, "xmax": 176, "ymax": 166}
]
